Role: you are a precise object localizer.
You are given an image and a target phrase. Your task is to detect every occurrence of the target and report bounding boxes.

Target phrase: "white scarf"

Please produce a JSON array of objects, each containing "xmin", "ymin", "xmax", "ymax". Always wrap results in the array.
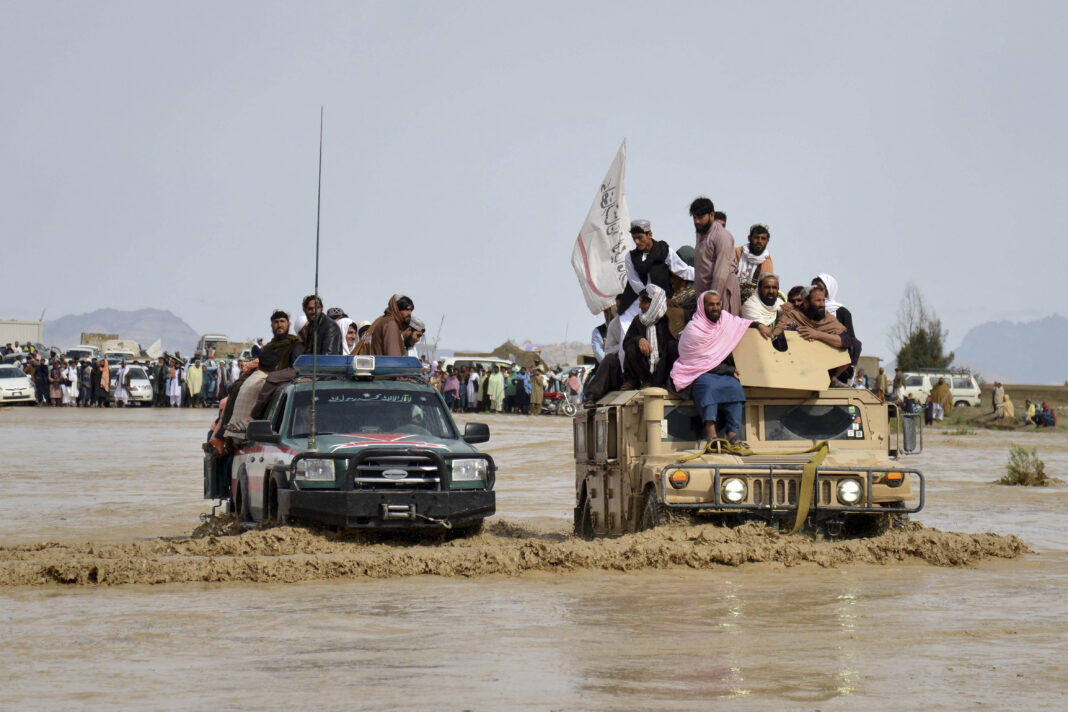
[
  {"xmin": 638, "ymin": 283, "xmax": 668, "ymax": 372},
  {"xmin": 741, "ymin": 291, "xmax": 784, "ymax": 326},
  {"xmin": 817, "ymin": 272, "xmax": 845, "ymax": 316},
  {"xmin": 337, "ymin": 317, "xmax": 355, "ymax": 355},
  {"xmin": 738, "ymin": 245, "xmax": 769, "ymax": 282}
]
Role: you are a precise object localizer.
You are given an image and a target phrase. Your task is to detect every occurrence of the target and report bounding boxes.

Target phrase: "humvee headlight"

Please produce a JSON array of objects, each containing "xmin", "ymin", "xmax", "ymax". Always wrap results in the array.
[
  {"xmin": 451, "ymin": 458, "xmax": 487, "ymax": 483},
  {"xmin": 668, "ymin": 470, "xmax": 690, "ymax": 489},
  {"xmin": 837, "ymin": 479, "xmax": 862, "ymax": 504},
  {"xmin": 296, "ymin": 458, "xmax": 334, "ymax": 481},
  {"xmin": 722, "ymin": 478, "xmax": 747, "ymax": 503}
]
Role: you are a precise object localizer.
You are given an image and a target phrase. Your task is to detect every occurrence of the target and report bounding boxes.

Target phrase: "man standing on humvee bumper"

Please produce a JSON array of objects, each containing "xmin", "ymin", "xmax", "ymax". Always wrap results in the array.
[{"xmin": 670, "ymin": 291, "xmax": 753, "ymax": 445}]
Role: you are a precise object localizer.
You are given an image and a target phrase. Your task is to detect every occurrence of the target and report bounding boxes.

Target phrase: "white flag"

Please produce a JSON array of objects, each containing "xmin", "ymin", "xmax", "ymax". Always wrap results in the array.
[{"xmin": 571, "ymin": 140, "xmax": 632, "ymax": 314}]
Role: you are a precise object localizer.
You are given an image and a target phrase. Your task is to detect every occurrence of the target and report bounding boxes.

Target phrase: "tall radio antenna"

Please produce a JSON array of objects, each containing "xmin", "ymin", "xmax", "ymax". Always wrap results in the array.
[{"xmin": 309, "ymin": 107, "xmax": 324, "ymax": 452}]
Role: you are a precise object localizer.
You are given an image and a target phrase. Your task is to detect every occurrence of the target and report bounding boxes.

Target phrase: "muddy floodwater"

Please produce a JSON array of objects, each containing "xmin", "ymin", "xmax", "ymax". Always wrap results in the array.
[{"xmin": 1, "ymin": 408, "xmax": 1065, "ymax": 710}]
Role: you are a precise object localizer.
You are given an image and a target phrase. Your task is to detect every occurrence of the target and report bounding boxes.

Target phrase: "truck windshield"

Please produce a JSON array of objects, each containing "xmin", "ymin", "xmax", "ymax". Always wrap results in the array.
[{"xmin": 289, "ymin": 388, "xmax": 457, "ymax": 440}]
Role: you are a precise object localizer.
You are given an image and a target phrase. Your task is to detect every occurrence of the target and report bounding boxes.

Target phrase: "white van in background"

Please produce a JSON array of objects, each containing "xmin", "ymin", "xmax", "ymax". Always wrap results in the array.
[{"xmin": 901, "ymin": 371, "xmax": 983, "ymax": 408}]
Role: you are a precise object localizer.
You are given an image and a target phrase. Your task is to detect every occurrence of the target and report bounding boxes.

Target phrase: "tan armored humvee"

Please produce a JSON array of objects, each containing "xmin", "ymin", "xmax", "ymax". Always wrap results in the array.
[{"xmin": 573, "ymin": 331, "xmax": 924, "ymax": 538}]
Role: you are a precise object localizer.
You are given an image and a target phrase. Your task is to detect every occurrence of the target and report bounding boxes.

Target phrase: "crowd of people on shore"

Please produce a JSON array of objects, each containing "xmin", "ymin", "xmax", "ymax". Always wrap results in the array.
[{"xmin": 427, "ymin": 361, "xmax": 585, "ymax": 415}]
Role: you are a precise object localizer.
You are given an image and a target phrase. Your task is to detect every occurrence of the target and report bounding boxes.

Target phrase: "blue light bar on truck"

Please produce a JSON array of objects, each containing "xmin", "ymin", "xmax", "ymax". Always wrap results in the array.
[{"xmin": 293, "ymin": 354, "xmax": 423, "ymax": 378}]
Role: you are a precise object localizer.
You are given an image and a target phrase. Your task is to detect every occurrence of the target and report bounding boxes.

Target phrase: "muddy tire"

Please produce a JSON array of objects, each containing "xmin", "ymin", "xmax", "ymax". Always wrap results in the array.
[
  {"xmin": 639, "ymin": 487, "xmax": 666, "ymax": 530},
  {"xmin": 576, "ymin": 496, "xmax": 595, "ymax": 539},
  {"xmin": 265, "ymin": 472, "xmax": 289, "ymax": 525},
  {"xmin": 235, "ymin": 475, "xmax": 253, "ymax": 523},
  {"xmin": 639, "ymin": 486, "xmax": 696, "ymax": 530},
  {"xmin": 446, "ymin": 519, "xmax": 485, "ymax": 539},
  {"xmin": 844, "ymin": 503, "xmax": 908, "ymax": 537}
]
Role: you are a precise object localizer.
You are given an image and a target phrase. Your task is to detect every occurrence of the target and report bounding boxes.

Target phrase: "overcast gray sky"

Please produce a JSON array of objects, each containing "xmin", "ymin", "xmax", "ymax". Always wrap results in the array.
[{"xmin": 3, "ymin": 1, "xmax": 1065, "ymax": 357}]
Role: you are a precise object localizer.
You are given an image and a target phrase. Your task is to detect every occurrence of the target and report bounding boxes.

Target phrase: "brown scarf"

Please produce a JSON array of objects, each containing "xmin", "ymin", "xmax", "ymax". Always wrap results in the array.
[{"xmin": 772, "ymin": 303, "xmax": 846, "ymax": 337}]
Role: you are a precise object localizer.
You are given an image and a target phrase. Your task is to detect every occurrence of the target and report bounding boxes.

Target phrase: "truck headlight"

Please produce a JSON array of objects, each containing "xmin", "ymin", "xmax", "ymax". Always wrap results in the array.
[
  {"xmin": 722, "ymin": 478, "xmax": 747, "ymax": 503},
  {"xmin": 837, "ymin": 479, "xmax": 862, "ymax": 504},
  {"xmin": 451, "ymin": 458, "xmax": 487, "ymax": 483},
  {"xmin": 295, "ymin": 458, "xmax": 335, "ymax": 481}
]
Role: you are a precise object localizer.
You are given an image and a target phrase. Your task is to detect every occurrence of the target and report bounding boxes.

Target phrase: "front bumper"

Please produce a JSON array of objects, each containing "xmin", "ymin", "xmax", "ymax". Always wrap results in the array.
[
  {"xmin": 278, "ymin": 488, "xmax": 495, "ymax": 529},
  {"xmin": 658, "ymin": 463, "xmax": 925, "ymax": 520},
  {"xmin": 277, "ymin": 447, "xmax": 496, "ymax": 529}
]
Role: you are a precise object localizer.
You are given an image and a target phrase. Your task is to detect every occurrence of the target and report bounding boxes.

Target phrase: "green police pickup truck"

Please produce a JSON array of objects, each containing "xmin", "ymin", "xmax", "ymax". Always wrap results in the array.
[{"xmin": 203, "ymin": 355, "xmax": 496, "ymax": 535}]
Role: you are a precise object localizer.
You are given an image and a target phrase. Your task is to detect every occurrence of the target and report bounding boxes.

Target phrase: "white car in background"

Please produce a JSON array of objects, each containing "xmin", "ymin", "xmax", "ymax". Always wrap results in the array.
[
  {"xmin": 901, "ymin": 371, "xmax": 983, "ymax": 408},
  {"xmin": 0, "ymin": 365, "xmax": 36, "ymax": 405},
  {"xmin": 109, "ymin": 365, "xmax": 154, "ymax": 406}
]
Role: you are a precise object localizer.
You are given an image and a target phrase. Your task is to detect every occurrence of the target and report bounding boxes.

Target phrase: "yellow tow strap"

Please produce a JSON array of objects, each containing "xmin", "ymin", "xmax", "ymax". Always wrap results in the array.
[{"xmin": 676, "ymin": 439, "xmax": 830, "ymax": 535}]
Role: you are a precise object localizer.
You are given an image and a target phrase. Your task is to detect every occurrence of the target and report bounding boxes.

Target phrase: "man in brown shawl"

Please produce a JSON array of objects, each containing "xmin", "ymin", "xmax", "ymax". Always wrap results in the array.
[
  {"xmin": 930, "ymin": 377, "xmax": 952, "ymax": 419},
  {"xmin": 690, "ymin": 197, "xmax": 741, "ymax": 314},
  {"xmin": 259, "ymin": 309, "xmax": 304, "ymax": 369},
  {"xmin": 358, "ymin": 294, "xmax": 414, "ymax": 356},
  {"xmin": 772, "ymin": 285, "xmax": 862, "ymax": 385}
]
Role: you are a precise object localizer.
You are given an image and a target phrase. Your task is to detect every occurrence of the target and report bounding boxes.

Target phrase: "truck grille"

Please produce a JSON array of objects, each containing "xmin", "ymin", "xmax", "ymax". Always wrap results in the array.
[{"xmin": 352, "ymin": 454, "xmax": 441, "ymax": 490}]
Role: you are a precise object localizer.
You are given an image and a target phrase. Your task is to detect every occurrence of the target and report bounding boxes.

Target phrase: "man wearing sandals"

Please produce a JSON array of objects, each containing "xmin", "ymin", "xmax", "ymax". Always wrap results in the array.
[{"xmin": 670, "ymin": 291, "xmax": 757, "ymax": 446}]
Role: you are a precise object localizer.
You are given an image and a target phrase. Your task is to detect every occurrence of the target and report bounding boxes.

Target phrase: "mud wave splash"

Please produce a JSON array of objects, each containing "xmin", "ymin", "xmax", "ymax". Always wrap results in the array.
[{"xmin": 0, "ymin": 519, "xmax": 1030, "ymax": 587}]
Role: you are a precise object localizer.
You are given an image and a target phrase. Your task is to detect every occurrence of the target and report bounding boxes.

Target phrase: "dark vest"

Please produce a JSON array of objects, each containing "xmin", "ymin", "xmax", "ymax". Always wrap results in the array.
[{"xmin": 620, "ymin": 240, "xmax": 674, "ymax": 312}]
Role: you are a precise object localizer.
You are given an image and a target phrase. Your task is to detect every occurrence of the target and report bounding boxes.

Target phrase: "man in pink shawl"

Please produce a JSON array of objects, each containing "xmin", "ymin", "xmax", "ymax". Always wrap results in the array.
[
  {"xmin": 670, "ymin": 291, "xmax": 755, "ymax": 444},
  {"xmin": 690, "ymin": 197, "xmax": 741, "ymax": 315}
]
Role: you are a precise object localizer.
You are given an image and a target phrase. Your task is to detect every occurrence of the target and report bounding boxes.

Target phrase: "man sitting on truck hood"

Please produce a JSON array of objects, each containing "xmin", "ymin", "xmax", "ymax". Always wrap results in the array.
[{"xmin": 671, "ymin": 290, "xmax": 753, "ymax": 445}]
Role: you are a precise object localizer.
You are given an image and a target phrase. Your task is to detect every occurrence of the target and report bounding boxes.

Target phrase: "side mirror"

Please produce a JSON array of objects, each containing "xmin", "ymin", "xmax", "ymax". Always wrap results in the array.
[
  {"xmin": 463, "ymin": 422, "xmax": 490, "ymax": 444},
  {"xmin": 246, "ymin": 420, "xmax": 281, "ymax": 444}
]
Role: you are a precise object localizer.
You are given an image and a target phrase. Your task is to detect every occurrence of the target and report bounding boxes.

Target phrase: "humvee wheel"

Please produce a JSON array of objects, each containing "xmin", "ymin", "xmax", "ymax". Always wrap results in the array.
[
  {"xmin": 639, "ymin": 487, "xmax": 695, "ymax": 530},
  {"xmin": 575, "ymin": 497, "xmax": 595, "ymax": 539},
  {"xmin": 843, "ymin": 503, "xmax": 908, "ymax": 538}
]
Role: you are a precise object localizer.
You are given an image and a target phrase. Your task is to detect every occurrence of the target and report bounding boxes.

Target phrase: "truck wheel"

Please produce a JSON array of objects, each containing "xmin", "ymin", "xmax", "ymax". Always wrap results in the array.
[
  {"xmin": 235, "ymin": 479, "xmax": 253, "ymax": 523},
  {"xmin": 265, "ymin": 472, "xmax": 289, "ymax": 525},
  {"xmin": 446, "ymin": 520, "xmax": 484, "ymax": 539}
]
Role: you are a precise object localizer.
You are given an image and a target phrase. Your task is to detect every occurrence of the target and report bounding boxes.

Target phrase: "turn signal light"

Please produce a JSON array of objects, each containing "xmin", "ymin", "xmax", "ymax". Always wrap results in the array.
[
  {"xmin": 886, "ymin": 471, "xmax": 904, "ymax": 488},
  {"xmin": 669, "ymin": 470, "xmax": 690, "ymax": 489}
]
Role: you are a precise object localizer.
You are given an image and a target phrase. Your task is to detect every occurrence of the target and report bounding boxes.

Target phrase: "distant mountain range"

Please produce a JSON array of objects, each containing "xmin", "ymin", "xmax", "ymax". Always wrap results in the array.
[
  {"xmin": 954, "ymin": 314, "xmax": 1067, "ymax": 385},
  {"xmin": 43, "ymin": 308, "xmax": 199, "ymax": 355}
]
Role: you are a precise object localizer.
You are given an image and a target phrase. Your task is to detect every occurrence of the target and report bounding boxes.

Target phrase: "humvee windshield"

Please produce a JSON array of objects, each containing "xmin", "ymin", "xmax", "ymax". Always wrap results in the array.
[
  {"xmin": 289, "ymin": 388, "xmax": 457, "ymax": 439},
  {"xmin": 763, "ymin": 404, "xmax": 865, "ymax": 441}
]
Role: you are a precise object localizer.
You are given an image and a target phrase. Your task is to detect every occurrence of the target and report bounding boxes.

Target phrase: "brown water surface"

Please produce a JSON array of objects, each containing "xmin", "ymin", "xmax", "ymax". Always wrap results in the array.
[{"xmin": 0, "ymin": 407, "xmax": 1065, "ymax": 710}]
